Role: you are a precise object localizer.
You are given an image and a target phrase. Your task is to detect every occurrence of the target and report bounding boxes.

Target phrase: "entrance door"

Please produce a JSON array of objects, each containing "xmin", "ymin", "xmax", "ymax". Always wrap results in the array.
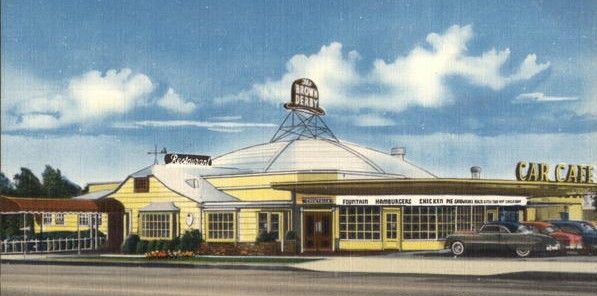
[
  {"xmin": 107, "ymin": 213, "xmax": 123, "ymax": 251},
  {"xmin": 383, "ymin": 209, "xmax": 401, "ymax": 250},
  {"xmin": 303, "ymin": 212, "xmax": 332, "ymax": 252}
]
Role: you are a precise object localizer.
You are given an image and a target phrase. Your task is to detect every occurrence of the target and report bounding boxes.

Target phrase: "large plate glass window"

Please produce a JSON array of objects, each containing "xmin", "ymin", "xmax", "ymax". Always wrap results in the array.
[{"xmin": 339, "ymin": 207, "xmax": 381, "ymax": 240}]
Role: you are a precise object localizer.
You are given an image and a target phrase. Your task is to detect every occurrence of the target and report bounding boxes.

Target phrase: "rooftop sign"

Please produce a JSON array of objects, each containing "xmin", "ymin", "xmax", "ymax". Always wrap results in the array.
[
  {"xmin": 284, "ymin": 78, "xmax": 325, "ymax": 115},
  {"xmin": 515, "ymin": 162, "xmax": 594, "ymax": 183},
  {"xmin": 165, "ymin": 153, "xmax": 212, "ymax": 166}
]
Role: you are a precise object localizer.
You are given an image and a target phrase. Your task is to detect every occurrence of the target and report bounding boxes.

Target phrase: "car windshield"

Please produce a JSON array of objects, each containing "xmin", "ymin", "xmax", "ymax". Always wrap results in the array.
[
  {"xmin": 542, "ymin": 226, "xmax": 555, "ymax": 234},
  {"xmin": 580, "ymin": 223, "xmax": 597, "ymax": 234},
  {"xmin": 516, "ymin": 225, "xmax": 532, "ymax": 234}
]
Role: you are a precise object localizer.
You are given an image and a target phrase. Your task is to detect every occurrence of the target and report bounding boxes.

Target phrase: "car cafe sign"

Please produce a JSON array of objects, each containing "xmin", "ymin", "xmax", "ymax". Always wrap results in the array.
[
  {"xmin": 284, "ymin": 78, "xmax": 325, "ymax": 115},
  {"xmin": 165, "ymin": 153, "xmax": 212, "ymax": 166},
  {"xmin": 515, "ymin": 162, "xmax": 594, "ymax": 183}
]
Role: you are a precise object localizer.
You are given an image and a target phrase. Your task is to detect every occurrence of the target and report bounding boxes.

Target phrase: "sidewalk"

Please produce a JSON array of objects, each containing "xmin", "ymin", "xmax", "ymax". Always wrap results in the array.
[
  {"xmin": 2, "ymin": 253, "xmax": 596, "ymax": 279},
  {"xmin": 293, "ymin": 256, "xmax": 597, "ymax": 276}
]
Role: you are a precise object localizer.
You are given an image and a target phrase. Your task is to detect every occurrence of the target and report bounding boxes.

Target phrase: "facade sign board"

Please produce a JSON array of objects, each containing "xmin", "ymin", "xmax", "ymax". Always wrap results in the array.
[
  {"xmin": 302, "ymin": 197, "xmax": 334, "ymax": 204},
  {"xmin": 516, "ymin": 161, "xmax": 594, "ymax": 183},
  {"xmin": 337, "ymin": 195, "xmax": 527, "ymax": 206},
  {"xmin": 165, "ymin": 153, "xmax": 212, "ymax": 166},
  {"xmin": 284, "ymin": 78, "xmax": 325, "ymax": 115}
]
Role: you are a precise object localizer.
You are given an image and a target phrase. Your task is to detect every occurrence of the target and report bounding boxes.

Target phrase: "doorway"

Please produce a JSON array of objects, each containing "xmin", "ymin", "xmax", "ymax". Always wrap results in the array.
[{"xmin": 303, "ymin": 212, "xmax": 332, "ymax": 252}]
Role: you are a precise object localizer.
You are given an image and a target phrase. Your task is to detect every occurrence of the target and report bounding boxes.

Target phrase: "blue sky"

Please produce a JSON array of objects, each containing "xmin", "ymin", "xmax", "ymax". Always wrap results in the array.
[{"xmin": 2, "ymin": 0, "xmax": 596, "ymax": 185}]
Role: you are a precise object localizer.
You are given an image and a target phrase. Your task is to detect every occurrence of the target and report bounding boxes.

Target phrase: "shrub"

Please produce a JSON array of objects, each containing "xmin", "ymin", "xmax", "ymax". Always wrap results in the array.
[
  {"xmin": 135, "ymin": 240, "xmax": 148, "ymax": 254},
  {"xmin": 168, "ymin": 236, "xmax": 181, "ymax": 251},
  {"xmin": 285, "ymin": 231, "xmax": 296, "ymax": 240},
  {"xmin": 147, "ymin": 240, "xmax": 158, "ymax": 251},
  {"xmin": 121, "ymin": 234, "xmax": 140, "ymax": 254},
  {"xmin": 256, "ymin": 231, "xmax": 277, "ymax": 242},
  {"xmin": 179, "ymin": 230, "xmax": 202, "ymax": 251}
]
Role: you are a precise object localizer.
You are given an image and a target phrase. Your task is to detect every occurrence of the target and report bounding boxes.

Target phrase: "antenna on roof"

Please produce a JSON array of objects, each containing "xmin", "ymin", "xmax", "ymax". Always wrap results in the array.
[
  {"xmin": 270, "ymin": 78, "xmax": 338, "ymax": 142},
  {"xmin": 147, "ymin": 145, "xmax": 167, "ymax": 164}
]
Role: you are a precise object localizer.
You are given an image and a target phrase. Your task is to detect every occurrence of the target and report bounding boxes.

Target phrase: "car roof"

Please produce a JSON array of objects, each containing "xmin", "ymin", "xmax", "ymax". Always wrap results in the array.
[
  {"xmin": 485, "ymin": 221, "xmax": 521, "ymax": 232},
  {"xmin": 522, "ymin": 221, "xmax": 552, "ymax": 227}
]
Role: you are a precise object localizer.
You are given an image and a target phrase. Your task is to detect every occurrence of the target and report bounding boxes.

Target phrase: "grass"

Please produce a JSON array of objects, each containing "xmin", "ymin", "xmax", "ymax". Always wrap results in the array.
[{"xmin": 51, "ymin": 255, "xmax": 319, "ymax": 264}]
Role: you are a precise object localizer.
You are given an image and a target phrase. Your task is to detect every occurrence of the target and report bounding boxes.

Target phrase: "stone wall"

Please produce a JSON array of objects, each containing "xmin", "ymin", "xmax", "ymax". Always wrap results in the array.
[{"xmin": 197, "ymin": 240, "xmax": 299, "ymax": 256}]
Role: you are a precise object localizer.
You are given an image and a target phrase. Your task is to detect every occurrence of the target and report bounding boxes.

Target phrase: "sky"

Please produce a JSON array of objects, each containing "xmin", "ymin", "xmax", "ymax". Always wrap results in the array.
[{"xmin": 2, "ymin": 0, "xmax": 596, "ymax": 186}]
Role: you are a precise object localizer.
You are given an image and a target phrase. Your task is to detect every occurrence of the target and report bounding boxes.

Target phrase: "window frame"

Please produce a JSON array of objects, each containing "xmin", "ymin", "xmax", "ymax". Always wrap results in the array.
[
  {"xmin": 134, "ymin": 177, "xmax": 150, "ymax": 193},
  {"xmin": 206, "ymin": 212, "xmax": 235, "ymax": 242},
  {"xmin": 43, "ymin": 213, "xmax": 53, "ymax": 225},
  {"xmin": 257, "ymin": 212, "xmax": 283, "ymax": 240},
  {"xmin": 339, "ymin": 206, "xmax": 381, "ymax": 241},
  {"xmin": 139, "ymin": 212, "xmax": 173, "ymax": 239},
  {"xmin": 54, "ymin": 213, "xmax": 65, "ymax": 225}
]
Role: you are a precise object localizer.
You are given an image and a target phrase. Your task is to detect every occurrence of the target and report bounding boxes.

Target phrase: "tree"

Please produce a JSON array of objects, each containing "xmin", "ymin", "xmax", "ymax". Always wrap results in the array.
[
  {"xmin": 41, "ymin": 165, "xmax": 81, "ymax": 198},
  {"xmin": 13, "ymin": 168, "xmax": 43, "ymax": 197},
  {"xmin": 0, "ymin": 172, "xmax": 15, "ymax": 195}
]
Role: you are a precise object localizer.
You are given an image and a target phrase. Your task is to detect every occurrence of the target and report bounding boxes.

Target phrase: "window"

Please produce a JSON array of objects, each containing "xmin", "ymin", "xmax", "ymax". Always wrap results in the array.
[
  {"xmin": 134, "ymin": 177, "xmax": 150, "ymax": 193},
  {"xmin": 339, "ymin": 207, "xmax": 381, "ymax": 240},
  {"xmin": 55, "ymin": 214, "xmax": 65, "ymax": 225},
  {"xmin": 404, "ymin": 206, "xmax": 489, "ymax": 240},
  {"xmin": 79, "ymin": 214, "xmax": 89, "ymax": 226},
  {"xmin": 207, "ymin": 212, "xmax": 234, "ymax": 240},
  {"xmin": 258, "ymin": 212, "xmax": 281, "ymax": 239},
  {"xmin": 140, "ymin": 213, "xmax": 171, "ymax": 238},
  {"xmin": 480, "ymin": 225, "xmax": 500, "ymax": 233},
  {"xmin": 43, "ymin": 213, "xmax": 52, "ymax": 225},
  {"xmin": 386, "ymin": 213, "xmax": 398, "ymax": 239}
]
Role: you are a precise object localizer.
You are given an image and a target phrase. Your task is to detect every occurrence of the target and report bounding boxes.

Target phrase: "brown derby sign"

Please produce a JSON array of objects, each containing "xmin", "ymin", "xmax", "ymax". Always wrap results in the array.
[
  {"xmin": 284, "ymin": 78, "xmax": 325, "ymax": 115},
  {"xmin": 165, "ymin": 153, "xmax": 212, "ymax": 166}
]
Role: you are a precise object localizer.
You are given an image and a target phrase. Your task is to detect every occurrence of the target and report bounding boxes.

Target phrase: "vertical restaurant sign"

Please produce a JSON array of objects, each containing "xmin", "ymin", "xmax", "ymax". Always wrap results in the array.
[
  {"xmin": 165, "ymin": 153, "xmax": 212, "ymax": 166},
  {"xmin": 284, "ymin": 78, "xmax": 325, "ymax": 115}
]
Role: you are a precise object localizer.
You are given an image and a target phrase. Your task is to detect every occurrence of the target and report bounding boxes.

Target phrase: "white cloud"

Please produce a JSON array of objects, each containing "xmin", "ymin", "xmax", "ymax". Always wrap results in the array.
[
  {"xmin": 156, "ymin": 88, "xmax": 197, "ymax": 114},
  {"xmin": 351, "ymin": 114, "xmax": 396, "ymax": 127},
  {"xmin": 4, "ymin": 68, "xmax": 154, "ymax": 130},
  {"xmin": 219, "ymin": 25, "xmax": 550, "ymax": 113},
  {"xmin": 514, "ymin": 92, "xmax": 578, "ymax": 103},
  {"xmin": 210, "ymin": 115, "xmax": 242, "ymax": 121},
  {"xmin": 131, "ymin": 120, "xmax": 277, "ymax": 133}
]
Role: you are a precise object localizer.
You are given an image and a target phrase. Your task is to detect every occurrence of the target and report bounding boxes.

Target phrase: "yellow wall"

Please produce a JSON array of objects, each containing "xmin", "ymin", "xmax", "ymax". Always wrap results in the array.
[
  {"xmin": 88, "ymin": 182, "xmax": 120, "ymax": 192},
  {"xmin": 401, "ymin": 240, "xmax": 445, "ymax": 251},
  {"xmin": 34, "ymin": 213, "xmax": 107, "ymax": 234},
  {"xmin": 110, "ymin": 177, "xmax": 201, "ymax": 240},
  {"xmin": 238, "ymin": 209, "xmax": 259, "ymax": 242},
  {"xmin": 339, "ymin": 240, "xmax": 384, "ymax": 250},
  {"xmin": 207, "ymin": 172, "xmax": 337, "ymax": 202}
]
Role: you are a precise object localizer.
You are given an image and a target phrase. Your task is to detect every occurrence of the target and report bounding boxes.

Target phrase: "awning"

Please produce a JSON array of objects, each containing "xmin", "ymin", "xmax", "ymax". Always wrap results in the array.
[
  {"xmin": 271, "ymin": 178, "xmax": 597, "ymax": 197},
  {"xmin": 139, "ymin": 202, "xmax": 179, "ymax": 212},
  {"xmin": 0, "ymin": 196, "xmax": 124, "ymax": 214}
]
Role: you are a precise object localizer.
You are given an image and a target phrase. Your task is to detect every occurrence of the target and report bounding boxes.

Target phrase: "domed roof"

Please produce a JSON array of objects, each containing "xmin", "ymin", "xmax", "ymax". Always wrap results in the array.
[{"xmin": 211, "ymin": 138, "xmax": 436, "ymax": 178}]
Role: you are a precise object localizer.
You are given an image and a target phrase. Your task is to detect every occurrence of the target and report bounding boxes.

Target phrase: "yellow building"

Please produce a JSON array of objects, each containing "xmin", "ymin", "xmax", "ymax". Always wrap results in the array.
[{"xmin": 21, "ymin": 78, "xmax": 597, "ymax": 254}]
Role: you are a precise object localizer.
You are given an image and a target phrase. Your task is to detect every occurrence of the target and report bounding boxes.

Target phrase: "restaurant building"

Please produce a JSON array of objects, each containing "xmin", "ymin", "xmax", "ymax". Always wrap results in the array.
[{"xmin": 15, "ymin": 78, "xmax": 597, "ymax": 254}]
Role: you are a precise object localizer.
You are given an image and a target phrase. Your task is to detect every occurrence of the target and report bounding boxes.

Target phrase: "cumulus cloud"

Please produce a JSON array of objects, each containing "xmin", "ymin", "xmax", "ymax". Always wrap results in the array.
[
  {"xmin": 351, "ymin": 114, "xmax": 396, "ymax": 127},
  {"xmin": 219, "ymin": 25, "xmax": 550, "ymax": 113},
  {"xmin": 514, "ymin": 92, "xmax": 578, "ymax": 103},
  {"xmin": 5, "ymin": 68, "xmax": 154, "ymax": 130},
  {"xmin": 156, "ymin": 88, "xmax": 197, "ymax": 113},
  {"xmin": 130, "ymin": 120, "xmax": 277, "ymax": 133}
]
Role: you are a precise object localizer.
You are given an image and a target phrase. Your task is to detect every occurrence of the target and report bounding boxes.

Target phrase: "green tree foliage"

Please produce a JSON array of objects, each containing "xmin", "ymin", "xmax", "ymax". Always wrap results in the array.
[
  {"xmin": 13, "ymin": 168, "xmax": 43, "ymax": 197},
  {"xmin": 0, "ymin": 172, "xmax": 15, "ymax": 195},
  {"xmin": 41, "ymin": 165, "xmax": 81, "ymax": 198}
]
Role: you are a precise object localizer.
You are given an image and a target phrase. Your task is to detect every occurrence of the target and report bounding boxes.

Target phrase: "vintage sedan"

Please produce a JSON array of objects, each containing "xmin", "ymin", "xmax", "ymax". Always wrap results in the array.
[
  {"xmin": 445, "ymin": 221, "xmax": 560, "ymax": 257},
  {"xmin": 522, "ymin": 221, "xmax": 583, "ymax": 253},
  {"xmin": 547, "ymin": 220, "xmax": 597, "ymax": 255}
]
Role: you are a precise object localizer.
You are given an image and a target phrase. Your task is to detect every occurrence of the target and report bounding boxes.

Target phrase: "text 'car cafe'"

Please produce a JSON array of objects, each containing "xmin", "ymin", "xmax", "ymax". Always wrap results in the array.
[{"xmin": 16, "ymin": 78, "xmax": 597, "ymax": 254}]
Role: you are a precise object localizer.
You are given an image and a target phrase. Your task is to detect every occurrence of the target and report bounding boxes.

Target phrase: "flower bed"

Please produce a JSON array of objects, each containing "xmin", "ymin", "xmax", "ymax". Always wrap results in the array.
[{"xmin": 145, "ymin": 250, "xmax": 195, "ymax": 259}]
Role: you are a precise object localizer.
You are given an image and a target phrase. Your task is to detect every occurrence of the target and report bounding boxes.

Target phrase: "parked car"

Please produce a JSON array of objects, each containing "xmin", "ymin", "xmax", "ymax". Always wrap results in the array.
[
  {"xmin": 445, "ymin": 221, "xmax": 560, "ymax": 258},
  {"xmin": 547, "ymin": 220, "xmax": 597, "ymax": 255},
  {"xmin": 522, "ymin": 221, "xmax": 583, "ymax": 254}
]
